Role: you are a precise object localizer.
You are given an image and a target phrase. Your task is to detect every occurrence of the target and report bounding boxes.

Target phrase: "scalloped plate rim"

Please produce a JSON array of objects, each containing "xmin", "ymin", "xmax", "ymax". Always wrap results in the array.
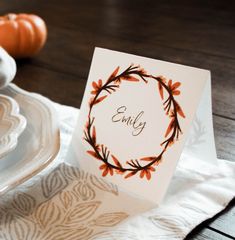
[
  {"xmin": 0, "ymin": 94, "xmax": 27, "ymax": 159},
  {"xmin": 0, "ymin": 84, "xmax": 60, "ymax": 195}
]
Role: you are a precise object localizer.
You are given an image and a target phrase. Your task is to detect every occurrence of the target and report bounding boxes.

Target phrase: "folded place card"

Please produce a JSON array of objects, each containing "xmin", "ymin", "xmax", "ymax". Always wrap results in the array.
[{"xmin": 68, "ymin": 48, "xmax": 216, "ymax": 204}]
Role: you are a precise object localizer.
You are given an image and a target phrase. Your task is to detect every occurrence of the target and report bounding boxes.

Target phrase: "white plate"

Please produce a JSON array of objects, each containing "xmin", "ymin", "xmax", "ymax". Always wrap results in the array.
[
  {"xmin": 0, "ymin": 84, "xmax": 60, "ymax": 194},
  {"xmin": 0, "ymin": 94, "xmax": 26, "ymax": 158}
]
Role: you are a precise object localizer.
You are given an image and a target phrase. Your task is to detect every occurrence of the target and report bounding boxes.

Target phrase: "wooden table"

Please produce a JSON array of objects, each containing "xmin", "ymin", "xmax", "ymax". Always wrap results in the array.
[{"xmin": 1, "ymin": 0, "xmax": 234, "ymax": 239}]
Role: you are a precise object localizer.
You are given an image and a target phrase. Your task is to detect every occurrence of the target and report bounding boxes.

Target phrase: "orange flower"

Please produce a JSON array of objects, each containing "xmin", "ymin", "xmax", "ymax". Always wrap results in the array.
[
  {"xmin": 168, "ymin": 79, "xmax": 181, "ymax": 95},
  {"xmin": 91, "ymin": 79, "xmax": 103, "ymax": 95},
  {"xmin": 99, "ymin": 163, "xmax": 114, "ymax": 177},
  {"xmin": 140, "ymin": 166, "xmax": 155, "ymax": 180}
]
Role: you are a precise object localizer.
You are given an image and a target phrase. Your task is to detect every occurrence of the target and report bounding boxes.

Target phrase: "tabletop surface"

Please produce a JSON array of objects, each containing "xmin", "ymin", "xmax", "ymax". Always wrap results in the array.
[{"xmin": 1, "ymin": 0, "xmax": 235, "ymax": 239}]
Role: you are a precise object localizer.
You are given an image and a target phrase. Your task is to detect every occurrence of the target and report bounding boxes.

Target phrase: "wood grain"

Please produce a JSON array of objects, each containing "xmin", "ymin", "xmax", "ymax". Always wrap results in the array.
[
  {"xmin": 209, "ymin": 200, "xmax": 235, "ymax": 238},
  {"xmin": 213, "ymin": 116, "xmax": 235, "ymax": 160},
  {"xmin": 14, "ymin": 63, "xmax": 85, "ymax": 108},
  {"xmin": 1, "ymin": 0, "xmax": 234, "ymax": 119},
  {"xmin": 187, "ymin": 228, "xmax": 233, "ymax": 240}
]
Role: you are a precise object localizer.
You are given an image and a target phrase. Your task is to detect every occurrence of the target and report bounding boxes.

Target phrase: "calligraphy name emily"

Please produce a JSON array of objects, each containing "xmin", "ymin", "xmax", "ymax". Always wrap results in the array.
[{"xmin": 111, "ymin": 106, "xmax": 146, "ymax": 136}]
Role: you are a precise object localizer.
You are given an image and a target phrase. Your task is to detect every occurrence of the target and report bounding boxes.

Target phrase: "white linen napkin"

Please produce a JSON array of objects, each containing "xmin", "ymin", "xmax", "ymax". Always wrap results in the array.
[{"xmin": 0, "ymin": 99, "xmax": 234, "ymax": 240}]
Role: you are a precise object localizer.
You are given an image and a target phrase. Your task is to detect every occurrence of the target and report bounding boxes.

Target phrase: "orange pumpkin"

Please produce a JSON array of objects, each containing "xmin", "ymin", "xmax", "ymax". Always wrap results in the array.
[{"xmin": 0, "ymin": 13, "xmax": 47, "ymax": 58}]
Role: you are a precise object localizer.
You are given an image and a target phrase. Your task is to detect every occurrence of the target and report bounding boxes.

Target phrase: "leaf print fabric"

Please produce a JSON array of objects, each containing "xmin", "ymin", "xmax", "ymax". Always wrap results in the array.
[
  {"xmin": 0, "ymin": 100, "xmax": 235, "ymax": 240},
  {"xmin": 0, "ymin": 164, "xmax": 130, "ymax": 240}
]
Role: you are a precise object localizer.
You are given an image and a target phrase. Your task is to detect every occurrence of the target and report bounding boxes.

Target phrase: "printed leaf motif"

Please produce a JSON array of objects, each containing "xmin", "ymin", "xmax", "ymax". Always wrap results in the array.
[
  {"xmin": 63, "ymin": 201, "xmax": 100, "ymax": 226},
  {"xmin": 12, "ymin": 192, "xmax": 36, "ymax": 215},
  {"xmin": 91, "ymin": 212, "xmax": 128, "ymax": 227},
  {"xmin": 41, "ymin": 168, "xmax": 68, "ymax": 199},
  {"xmin": 90, "ymin": 175, "xmax": 118, "ymax": 195},
  {"xmin": 91, "ymin": 230, "xmax": 139, "ymax": 240},
  {"xmin": 186, "ymin": 117, "xmax": 206, "ymax": 149},
  {"xmin": 3, "ymin": 212, "xmax": 38, "ymax": 240},
  {"xmin": 0, "ymin": 211, "xmax": 12, "ymax": 239},
  {"xmin": 93, "ymin": 95, "xmax": 107, "ymax": 105},
  {"xmin": 72, "ymin": 181, "xmax": 95, "ymax": 201},
  {"xmin": 35, "ymin": 201, "xmax": 61, "ymax": 229},
  {"xmin": 149, "ymin": 214, "xmax": 190, "ymax": 234},
  {"xmin": 59, "ymin": 191, "xmax": 74, "ymax": 209},
  {"xmin": 179, "ymin": 202, "xmax": 208, "ymax": 215},
  {"xmin": 62, "ymin": 163, "xmax": 81, "ymax": 180},
  {"xmin": 43, "ymin": 225, "xmax": 93, "ymax": 240}
]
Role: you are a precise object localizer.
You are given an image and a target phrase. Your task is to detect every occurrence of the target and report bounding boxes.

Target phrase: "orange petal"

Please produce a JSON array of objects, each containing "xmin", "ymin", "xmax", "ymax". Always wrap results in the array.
[
  {"xmin": 92, "ymin": 126, "xmax": 96, "ymax": 142},
  {"xmin": 115, "ymin": 169, "xmax": 125, "ymax": 175},
  {"xmin": 109, "ymin": 167, "xmax": 114, "ymax": 176},
  {"xmin": 99, "ymin": 164, "xmax": 106, "ymax": 170},
  {"xmin": 125, "ymin": 171, "xmax": 137, "ymax": 179},
  {"xmin": 158, "ymin": 82, "xmax": 164, "ymax": 100},
  {"xmin": 93, "ymin": 95, "xmax": 107, "ymax": 105},
  {"xmin": 175, "ymin": 101, "xmax": 186, "ymax": 118},
  {"xmin": 146, "ymin": 170, "xmax": 151, "ymax": 180},
  {"xmin": 165, "ymin": 119, "xmax": 175, "ymax": 138},
  {"xmin": 91, "ymin": 90, "xmax": 97, "ymax": 95},
  {"xmin": 173, "ymin": 90, "xmax": 180, "ymax": 95},
  {"xmin": 140, "ymin": 156, "xmax": 156, "ymax": 161},
  {"xmin": 111, "ymin": 155, "xmax": 122, "ymax": 168},
  {"xmin": 149, "ymin": 166, "xmax": 155, "ymax": 171},
  {"xmin": 98, "ymin": 79, "xmax": 102, "ymax": 87},
  {"xmin": 171, "ymin": 82, "xmax": 181, "ymax": 90},
  {"xmin": 92, "ymin": 81, "xmax": 98, "ymax": 89},
  {"xmin": 87, "ymin": 150, "xmax": 100, "ymax": 160},
  {"xmin": 102, "ymin": 167, "xmax": 109, "ymax": 177},
  {"xmin": 108, "ymin": 66, "xmax": 120, "ymax": 81},
  {"xmin": 123, "ymin": 76, "xmax": 139, "ymax": 82},
  {"xmin": 168, "ymin": 79, "xmax": 172, "ymax": 88},
  {"xmin": 140, "ymin": 170, "xmax": 145, "ymax": 178}
]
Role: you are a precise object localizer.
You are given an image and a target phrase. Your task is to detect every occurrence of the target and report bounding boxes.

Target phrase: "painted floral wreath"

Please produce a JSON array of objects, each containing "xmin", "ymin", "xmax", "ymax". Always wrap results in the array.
[{"xmin": 84, "ymin": 65, "xmax": 185, "ymax": 180}]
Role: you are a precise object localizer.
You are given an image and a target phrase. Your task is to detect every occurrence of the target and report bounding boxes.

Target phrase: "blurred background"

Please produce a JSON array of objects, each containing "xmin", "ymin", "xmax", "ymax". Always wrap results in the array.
[{"xmin": 0, "ymin": 0, "xmax": 234, "ymax": 111}]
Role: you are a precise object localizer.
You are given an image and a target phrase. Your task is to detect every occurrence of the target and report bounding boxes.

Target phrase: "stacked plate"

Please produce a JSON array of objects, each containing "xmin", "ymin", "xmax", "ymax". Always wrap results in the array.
[{"xmin": 0, "ymin": 84, "xmax": 60, "ymax": 195}]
